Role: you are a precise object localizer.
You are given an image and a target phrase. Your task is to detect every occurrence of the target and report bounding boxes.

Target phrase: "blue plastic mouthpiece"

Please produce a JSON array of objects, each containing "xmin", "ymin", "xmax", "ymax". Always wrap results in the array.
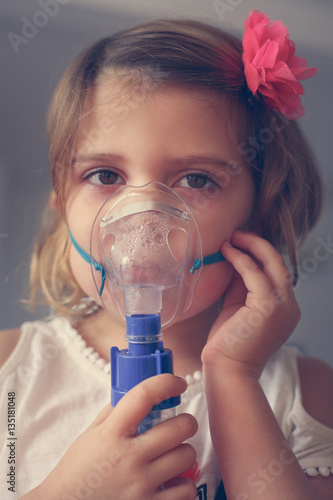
[{"xmin": 111, "ymin": 313, "xmax": 180, "ymax": 432}]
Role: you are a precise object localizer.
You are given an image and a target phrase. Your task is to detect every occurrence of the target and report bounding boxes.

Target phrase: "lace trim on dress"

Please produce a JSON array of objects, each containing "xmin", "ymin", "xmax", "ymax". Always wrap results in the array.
[
  {"xmin": 185, "ymin": 370, "xmax": 202, "ymax": 385},
  {"xmin": 57, "ymin": 317, "xmax": 203, "ymax": 386},
  {"xmin": 304, "ymin": 466, "xmax": 333, "ymax": 477},
  {"xmin": 57, "ymin": 317, "xmax": 111, "ymax": 375}
]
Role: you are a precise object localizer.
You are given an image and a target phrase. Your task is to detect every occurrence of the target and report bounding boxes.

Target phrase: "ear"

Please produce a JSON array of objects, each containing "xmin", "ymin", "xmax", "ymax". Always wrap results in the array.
[
  {"xmin": 49, "ymin": 190, "xmax": 59, "ymax": 211},
  {"xmin": 48, "ymin": 189, "xmax": 68, "ymax": 222}
]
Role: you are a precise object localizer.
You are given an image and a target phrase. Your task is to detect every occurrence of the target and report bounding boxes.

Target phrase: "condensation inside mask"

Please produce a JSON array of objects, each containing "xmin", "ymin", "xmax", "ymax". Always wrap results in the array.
[{"xmin": 90, "ymin": 182, "xmax": 202, "ymax": 327}]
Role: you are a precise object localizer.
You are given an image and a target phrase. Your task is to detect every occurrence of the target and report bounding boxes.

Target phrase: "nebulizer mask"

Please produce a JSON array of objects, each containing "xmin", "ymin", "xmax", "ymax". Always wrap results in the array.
[{"xmin": 70, "ymin": 181, "xmax": 224, "ymax": 432}]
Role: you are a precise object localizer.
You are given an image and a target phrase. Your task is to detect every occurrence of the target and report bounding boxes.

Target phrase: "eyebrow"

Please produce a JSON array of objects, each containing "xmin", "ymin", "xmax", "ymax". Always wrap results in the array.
[
  {"xmin": 71, "ymin": 153, "xmax": 124, "ymax": 166},
  {"xmin": 166, "ymin": 155, "xmax": 231, "ymax": 170},
  {"xmin": 71, "ymin": 153, "xmax": 232, "ymax": 170}
]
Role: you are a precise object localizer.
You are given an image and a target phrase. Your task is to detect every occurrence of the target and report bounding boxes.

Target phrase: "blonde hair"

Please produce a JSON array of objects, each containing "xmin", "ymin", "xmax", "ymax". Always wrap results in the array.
[{"xmin": 29, "ymin": 19, "xmax": 322, "ymax": 320}]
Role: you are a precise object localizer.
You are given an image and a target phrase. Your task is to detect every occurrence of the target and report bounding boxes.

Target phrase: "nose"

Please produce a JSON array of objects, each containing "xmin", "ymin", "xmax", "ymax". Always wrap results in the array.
[{"xmin": 125, "ymin": 158, "xmax": 170, "ymax": 188}]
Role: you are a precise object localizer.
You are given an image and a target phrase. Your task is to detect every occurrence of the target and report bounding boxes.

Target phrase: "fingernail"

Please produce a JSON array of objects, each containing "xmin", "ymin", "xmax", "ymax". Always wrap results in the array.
[
  {"xmin": 176, "ymin": 376, "xmax": 188, "ymax": 390},
  {"xmin": 221, "ymin": 241, "xmax": 232, "ymax": 252}
]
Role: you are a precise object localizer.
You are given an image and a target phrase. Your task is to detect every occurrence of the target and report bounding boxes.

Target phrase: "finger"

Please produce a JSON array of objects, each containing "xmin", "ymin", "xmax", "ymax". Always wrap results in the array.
[
  {"xmin": 231, "ymin": 231, "xmax": 292, "ymax": 291},
  {"xmin": 138, "ymin": 413, "xmax": 198, "ymax": 460},
  {"xmin": 209, "ymin": 270, "xmax": 248, "ymax": 335},
  {"xmin": 221, "ymin": 240, "xmax": 274, "ymax": 297},
  {"xmin": 150, "ymin": 443, "xmax": 196, "ymax": 487},
  {"xmin": 222, "ymin": 270, "xmax": 247, "ymax": 309},
  {"xmin": 87, "ymin": 403, "xmax": 113, "ymax": 430},
  {"xmin": 104, "ymin": 374, "xmax": 187, "ymax": 436},
  {"xmin": 157, "ymin": 477, "xmax": 197, "ymax": 500}
]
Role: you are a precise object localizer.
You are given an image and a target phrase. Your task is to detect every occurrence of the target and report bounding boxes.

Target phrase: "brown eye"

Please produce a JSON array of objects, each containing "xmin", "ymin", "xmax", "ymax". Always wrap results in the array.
[
  {"xmin": 96, "ymin": 171, "xmax": 119, "ymax": 184},
  {"xmin": 186, "ymin": 174, "xmax": 209, "ymax": 189},
  {"xmin": 84, "ymin": 169, "xmax": 122, "ymax": 185}
]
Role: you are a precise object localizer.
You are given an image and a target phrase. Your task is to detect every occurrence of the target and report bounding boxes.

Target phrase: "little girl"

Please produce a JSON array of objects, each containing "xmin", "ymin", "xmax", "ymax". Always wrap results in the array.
[{"xmin": 1, "ymin": 10, "xmax": 333, "ymax": 500}]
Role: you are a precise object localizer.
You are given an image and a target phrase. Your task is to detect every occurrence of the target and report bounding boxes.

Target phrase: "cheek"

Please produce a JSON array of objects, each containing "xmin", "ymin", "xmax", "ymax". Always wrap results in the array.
[
  {"xmin": 188, "ymin": 261, "xmax": 234, "ymax": 314},
  {"xmin": 69, "ymin": 246, "xmax": 102, "ymax": 304}
]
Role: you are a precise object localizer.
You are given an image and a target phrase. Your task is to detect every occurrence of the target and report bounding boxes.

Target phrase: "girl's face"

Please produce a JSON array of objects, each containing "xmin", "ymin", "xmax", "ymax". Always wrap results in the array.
[{"xmin": 65, "ymin": 80, "xmax": 255, "ymax": 324}]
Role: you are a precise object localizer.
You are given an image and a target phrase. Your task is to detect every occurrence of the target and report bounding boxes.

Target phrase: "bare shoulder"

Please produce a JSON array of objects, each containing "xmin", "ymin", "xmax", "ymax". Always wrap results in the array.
[
  {"xmin": 298, "ymin": 355, "xmax": 333, "ymax": 428},
  {"xmin": 0, "ymin": 329, "xmax": 21, "ymax": 368}
]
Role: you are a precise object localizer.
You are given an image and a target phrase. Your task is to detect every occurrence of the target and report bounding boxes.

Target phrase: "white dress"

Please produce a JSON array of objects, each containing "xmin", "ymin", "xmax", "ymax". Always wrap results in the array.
[{"xmin": 0, "ymin": 317, "xmax": 332, "ymax": 499}]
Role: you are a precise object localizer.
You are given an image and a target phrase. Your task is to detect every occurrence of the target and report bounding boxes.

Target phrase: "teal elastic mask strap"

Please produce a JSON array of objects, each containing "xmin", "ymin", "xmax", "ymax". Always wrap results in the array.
[
  {"xmin": 190, "ymin": 251, "xmax": 225, "ymax": 274},
  {"xmin": 68, "ymin": 230, "xmax": 106, "ymax": 296},
  {"xmin": 68, "ymin": 230, "xmax": 224, "ymax": 293}
]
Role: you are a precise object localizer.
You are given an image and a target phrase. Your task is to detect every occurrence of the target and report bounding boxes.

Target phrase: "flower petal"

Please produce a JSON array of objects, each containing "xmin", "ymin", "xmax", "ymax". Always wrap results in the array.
[
  {"xmin": 252, "ymin": 40, "xmax": 280, "ymax": 70},
  {"xmin": 242, "ymin": 9, "xmax": 317, "ymax": 119},
  {"xmin": 242, "ymin": 28, "xmax": 260, "ymax": 61},
  {"xmin": 244, "ymin": 61, "xmax": 261, "ymax": 93},
  {"xmin": 245, "ymin": 10, "xmax": 269, "ymax": 30},
  {"xmin": 270, "ymin": 62, "xmax": 298, "ymax": 83}
]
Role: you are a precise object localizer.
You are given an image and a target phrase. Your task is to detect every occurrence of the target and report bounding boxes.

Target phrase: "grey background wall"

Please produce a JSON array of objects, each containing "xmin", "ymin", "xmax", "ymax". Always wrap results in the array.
[{"xmin": 1, "ymin": 0, "xmax": 332, "ymax": 365}]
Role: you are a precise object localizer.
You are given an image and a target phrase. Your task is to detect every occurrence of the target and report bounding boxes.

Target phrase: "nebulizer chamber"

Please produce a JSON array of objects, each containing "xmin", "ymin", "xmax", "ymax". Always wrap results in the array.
[{"xmin": 90, "ymin": 182, "xmax": 202, "ymax": 432}]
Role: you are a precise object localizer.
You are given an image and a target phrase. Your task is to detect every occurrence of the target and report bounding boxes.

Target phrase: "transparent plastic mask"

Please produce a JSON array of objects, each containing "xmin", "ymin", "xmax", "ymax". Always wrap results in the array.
[{"xmin": 90, "ymin": 182, "xmax": 202, "ymax": 327}]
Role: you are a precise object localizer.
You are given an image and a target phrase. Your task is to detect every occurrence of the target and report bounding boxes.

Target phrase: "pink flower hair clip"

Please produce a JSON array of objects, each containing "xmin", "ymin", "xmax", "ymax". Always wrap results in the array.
[{"xmin": 242, "ymin": 10, "xmax": 317, "ymax": 119}]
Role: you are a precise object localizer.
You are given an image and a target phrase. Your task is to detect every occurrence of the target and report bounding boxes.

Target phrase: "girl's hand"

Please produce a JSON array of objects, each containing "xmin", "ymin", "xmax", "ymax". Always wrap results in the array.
[
  {"xmin": 34, "ymin": 374, "xmax": 198, "ymax": 500},
  {"xmin": 202, "ymin": 230, "xmax": 301, "ymax": 379}
]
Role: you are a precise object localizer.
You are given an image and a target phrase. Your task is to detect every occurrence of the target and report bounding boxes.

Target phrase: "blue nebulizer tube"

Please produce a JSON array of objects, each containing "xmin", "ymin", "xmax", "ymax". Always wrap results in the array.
[{"xmin": 90, "ymin": 182, "xmax": 203, "ymax": 432}]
